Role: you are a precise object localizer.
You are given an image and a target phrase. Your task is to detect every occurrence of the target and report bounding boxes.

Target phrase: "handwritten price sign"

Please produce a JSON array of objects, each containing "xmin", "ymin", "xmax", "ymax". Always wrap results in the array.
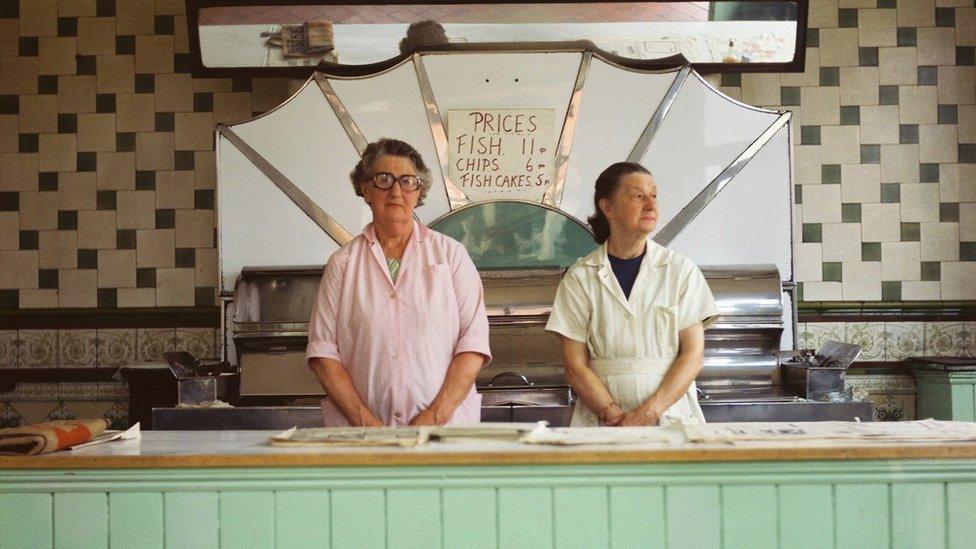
[{"xmin": 447, "ymin": 109, "xmax": 556, "ymax": 202}]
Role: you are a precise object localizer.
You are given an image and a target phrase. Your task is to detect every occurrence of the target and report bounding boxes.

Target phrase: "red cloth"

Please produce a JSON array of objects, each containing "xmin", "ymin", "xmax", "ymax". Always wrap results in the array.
[{"xmin": 0, "ymin": 419, "xmax": 109, "ymax": 455}]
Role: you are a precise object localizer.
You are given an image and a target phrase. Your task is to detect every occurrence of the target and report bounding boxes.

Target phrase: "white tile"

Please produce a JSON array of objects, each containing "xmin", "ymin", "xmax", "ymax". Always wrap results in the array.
[
  {"xmin": 803, "ymin": 281, "xmax": 843, "ymax": 301},
  {"xmin": 858, "ymin": 9, "xmax": 897, "ymax": 47},
  {"xmin": 782, "ymin": 48, "xmax": 820, "ymax": 87},
  {"xmin": 916, "ymin": 27, "xmax": 956, "ymax": 65},
  {"xmin": 819, "ymin": 27, "xmax": 860, "ymax": 66},
  {"xmin": 843, "ymin": 262, "xmax": 883, "ymax": 300},
  {"xmin": 899, "ymin": 183, "xmax": 940, "ymax": 223},
  {"xmin": 960, "ymin": 204, "xmax": 976, "ymax": 241},
  {"xmin": 940, "ymin": 165, "xmax": 976, "ymax": 202},
  {"xmin": 883, "ymin": 322, "xmax": 924, "ymax": 361},
  {"xmin": 898, "ymin": 87, "xmax": 938, "ymax": 125},
  {"xmin": 861, "ymin": 203, "xmax": 901, "ymax": 242},
  {"xmin": 820, "ymin": 126, "xmax": 860, "ymax": 164},
  {"xmin": 859, "ymin": 105, "xmax": 900, "ymax": 144},
  {"xmin": 839, "ymin": 66, "xmax": 880, "ymax": 105},
  {"xmin": 920, "ymin": 222, "xmax": 960, "ymax": 261},
  {"xmin": 794, "ymin": 242, "xmax": 823, "ymax": 281},
  {"xmin": 801, "ymin": 184, "xmax": 842, "ymax": 223},
  {"xmin": 958, "ymin": 105, "xmax": 976, "ymax": 143},
  {"xmin": 938, "ymin": 66, "xmax": 976, "ymax": 105},
  {"xmin": 798, "ymin": 87, "xmax": 840, "ymax": 126},
  {"xmin": 956, "ymin": 7, "xmax": 976, "ymax": 46},
  {"xmin": 841, "ymin": 164, "xmax": 880, "ymax": 202},
  {"xmin": 942, "ymin": 262, "xmax": 976, "ymax": 300},
  {"xmin": 794, "ymin": 146, "xmax": 822, "ymax": 185},
  {"xmin": 880, "ymin": 144, "xmax": 919, "ymax": 183},
  {"xmin": 881, "ymin": 241, "xmax": 921, "ymax": 280},
  {"xmin": 822, "ymin": 222, "xmax": 862, "ymax": 262},
  {"xmin": 902, "ymin": 281, "xmax": 941, "ymax": 300},
  {"xmin": 878, "ymin": 47, "xmax": 917, "ymax": 86},
  {"xmin": 740, "ymin": 72, "xmax": 781, "ymax": 107},
  {"xmin": 918, "ymin": 125, "xmax": 958, "ymax": 164},
  {"xmin": 809, "ymin": 0, "xmax": 840, "ymax": 28},
  {"xmin": 897, "ymin": 0, "xmax": 936, "ymax": 26}
]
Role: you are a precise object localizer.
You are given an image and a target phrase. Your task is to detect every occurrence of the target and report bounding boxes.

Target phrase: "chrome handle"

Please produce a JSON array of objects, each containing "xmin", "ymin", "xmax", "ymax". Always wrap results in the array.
[{"xmin": 489, "ymin": 372, "xmax": 531, "ymax": 387}]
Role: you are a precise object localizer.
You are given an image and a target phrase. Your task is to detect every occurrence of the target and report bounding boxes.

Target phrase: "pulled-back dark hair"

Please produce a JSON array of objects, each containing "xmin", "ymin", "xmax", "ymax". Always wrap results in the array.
[
  {"xmin": 350, "ymin": 138, "xmax": 432, "ymax": 206},
  {"xmin": 586, "ymin": 162, "xmax": 652, "ymax": 244}
]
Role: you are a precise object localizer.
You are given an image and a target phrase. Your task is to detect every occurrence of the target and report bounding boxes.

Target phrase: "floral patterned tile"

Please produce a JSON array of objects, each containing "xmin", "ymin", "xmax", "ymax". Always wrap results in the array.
[
  {"xmin": 58, "ymin": 382, "xmax": 100, "ymax": 401},
  {"xmin": 882, "ymin": 322, "xmax": 925, "ymax": 362},
  {"xmin": 136, "ymin": 329, "xmax": 177, "ymax": 363},
  {"xmin": 0, "ymin": 331, "xmax": 18, "ymax": 368},
  {"xmin": 924, "ymin": 323, "xmax": 968, "ymax": 357},
  {"xmin": 58, "ymin": 329, "xmax": 97, "ymax": 368},
  {"xmin": 0, "ymin": 402, "xmax": 24, "ymax": 427},
  {"xmin": 175, "ymin": 328, "xmax": 216, "ymax": 359},
  {"xmin": 845, "ymin": 322, "xmax": 885, "ymax": 362},
  {"xmin": 0, "ymin": 383, "xmax": 59, "ymax": 401},
  {"xmin": 17, "ymin": 330, "xmax": 58, "ymax": 368},
  {"xmin": 804, "ymin": 322, "xmax": 845, "ymax": 351},
  {"xmin": 795, "ymin": 323, "xmax": 814, "ymax": 350},
  {"xmin": 96, "ymin": 329, "xmax": 137, "ymax": 368},
  {"xmin": 964, "ymin": 323, "xmax": 976, "ymax": 358}
]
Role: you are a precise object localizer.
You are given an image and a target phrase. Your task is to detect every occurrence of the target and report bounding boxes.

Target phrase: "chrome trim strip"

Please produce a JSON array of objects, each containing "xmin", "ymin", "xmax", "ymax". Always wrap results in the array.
[
  {"xmin": 627, "ymin": 65, "xmax": 691, "ymax": 163},
  {"xmin": 653, "ymin": 112, "xmax": 792, "ymax": 247},
  {"xmin": 313, "ymin": 73, "xmax": 368, "ymax": 156},
  {"xmin": 412, "ymin": 54, "xmax": 470, "ymax": 210},
  {"xmin": 217, "ymin": 124, "xmax": 354, "ymax": 245},
  {"xmin": 543, "ymin": 51, "xmax": 591, "ymax": 208}
]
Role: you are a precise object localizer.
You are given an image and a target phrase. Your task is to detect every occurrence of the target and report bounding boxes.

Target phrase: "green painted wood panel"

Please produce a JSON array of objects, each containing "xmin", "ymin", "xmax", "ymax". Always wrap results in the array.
[
  {"xmin": 386, "ymin": 488, "xmax": 441, "ymax": 549},
  {"xmin": 947, "ymin": 482, "xmax": 976, "ymax": 549},
  {"xmin": 666, "ymin": 485, "xmax": 720, "ymax": 549},
  {"xmin": 721, "ymin": 485, "xmax": 777, "ymax": 549},
  {"xmin": 442, "ymin": 487, "xmax": 496, "ymax": 549},
  {"xmin": 331, "ymin": 489, "xmax": 384, "ymax": 548},
  {"xmin": 891, "ymin": 482, "xmax": 945, "ymax": 549},
  {"xmin": 109, "ymin": 492, "xmax": 163, "ymax": 549},
  {"xmin": 220, "ymin": 491, "xmax": 274, "ymax": 549},
  {"xmin": 275, "ymin": 491, "xmax": 331, "ymax": 549},
  {"xmin": 498, "ymin": 487, "xmax": 553, "ymax": 549},
  {"xmin": 164, "ymin": 492, "xmax": 219, "ymax": 549},
  {"xmin": 835, "ymin": 483, "xmax": 889, "ymax": 549},
  {"xmin": 53, "ymin": 493, "xmax": 107, "ymax": 549},
  {"xmin": 916, "ymin": 380, "xmax": 951, "ymax": 420},
  {"xmin": 553, "ymin": 486, "xmax": 608, "ymax": 548},
  {"xmin": 778, "ymin": 484, "xmax": 833, "ymax": 549},
  {"xmin": 951, "ymin": 383, "xmax": 976, "ymax": 421},
  {"xmin": 0, "ymin": 493, "xmax": 52, "ymax": 549},
  {"xmin": 609, "ymin": 485, "xmax": 665, "ymax": 549}
]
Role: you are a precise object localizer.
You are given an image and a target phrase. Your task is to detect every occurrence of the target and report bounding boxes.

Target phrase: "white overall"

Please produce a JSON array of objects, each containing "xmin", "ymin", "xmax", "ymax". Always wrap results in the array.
[{"xmin": 546, "ymin": 242, "xmax": 718, "ymax": 427}]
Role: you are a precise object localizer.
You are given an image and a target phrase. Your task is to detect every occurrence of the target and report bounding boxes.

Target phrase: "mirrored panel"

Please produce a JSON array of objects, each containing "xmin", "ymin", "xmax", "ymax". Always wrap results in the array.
[
  {"xmin": 189, "ymin": 1, "xmax": 806, "ymax": 75},
  {"xmin": 429, "ymin": 201, "xmax": 596, "ymax": 270}
]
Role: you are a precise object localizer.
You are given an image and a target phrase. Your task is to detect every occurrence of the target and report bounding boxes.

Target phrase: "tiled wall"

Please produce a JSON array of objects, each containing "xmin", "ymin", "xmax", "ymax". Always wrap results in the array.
[
  {"xmin": 798, "ymin": 320, "xmax": 974, "ymax": 360},
  {"xmin": 712, "ymin": 0, "xmax": 976, "ymax": 302},
  {"xmin": 0, "ymin": 0, "xmax": 292, "ymax": 309}
]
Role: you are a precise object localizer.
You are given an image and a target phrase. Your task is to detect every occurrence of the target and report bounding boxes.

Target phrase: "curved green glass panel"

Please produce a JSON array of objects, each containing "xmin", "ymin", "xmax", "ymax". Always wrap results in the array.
[{"xmin": 429, "ymin": 201, "xmax": 597, "ymax": 270}]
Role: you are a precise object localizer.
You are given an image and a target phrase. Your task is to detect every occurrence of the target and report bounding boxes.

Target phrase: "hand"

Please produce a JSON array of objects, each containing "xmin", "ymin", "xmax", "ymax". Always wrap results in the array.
[
  {"xmin": 613, "ymin": 408, "xmax": 659, "ymax": 427},
  {"xmin": 356, "ymin": 406, "xmax": 384, "ymax": 427},
  {"xmin": 408, "ymin": 408, "xmax": 445, "ymax": 426},
  {"xmin": 599, "ymin": 403, "xmax": 625, "ymax": 426}
]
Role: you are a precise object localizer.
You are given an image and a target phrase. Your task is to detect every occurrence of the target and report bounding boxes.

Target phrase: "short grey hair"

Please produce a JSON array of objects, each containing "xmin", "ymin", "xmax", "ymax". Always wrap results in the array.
[{"xmin": 349, "ymin": 138, "xmax": 433, "ymax": 206}]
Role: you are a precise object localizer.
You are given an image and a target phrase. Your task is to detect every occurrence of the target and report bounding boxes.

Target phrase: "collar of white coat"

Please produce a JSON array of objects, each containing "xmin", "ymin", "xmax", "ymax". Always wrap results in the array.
[
  {"xmin": 362, "ymin": 218, "xmax": 428, "ymax": 244},
  {"xmin": 580, "ymin": 239, "xmax": 673, "ymax": 269}
]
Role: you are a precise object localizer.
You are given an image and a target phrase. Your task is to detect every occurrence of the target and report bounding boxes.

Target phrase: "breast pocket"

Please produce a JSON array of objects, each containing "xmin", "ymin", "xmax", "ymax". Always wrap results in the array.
[{"xmin": 648, "ymin": 305, "xmax": 679, "ymax": 357}]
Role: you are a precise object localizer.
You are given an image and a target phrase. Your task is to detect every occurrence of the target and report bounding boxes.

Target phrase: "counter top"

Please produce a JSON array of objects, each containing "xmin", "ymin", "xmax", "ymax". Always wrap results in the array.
[{"xmin": 7, "ymin": 430, "xmax": 976, "ymax": 469}]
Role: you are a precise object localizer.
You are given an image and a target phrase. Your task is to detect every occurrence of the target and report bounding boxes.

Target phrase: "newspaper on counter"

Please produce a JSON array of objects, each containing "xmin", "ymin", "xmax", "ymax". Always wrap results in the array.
[
  {"xmin": 269, "ymin": 422, "xmax": 547, "ymax": 447},
  {"xmin": 520, "ymin": 424, "xmax": 683, "ymax": 446},
  {"xmin": 682, "ymin": 419, "xmax": 976, "ymax": 444}
]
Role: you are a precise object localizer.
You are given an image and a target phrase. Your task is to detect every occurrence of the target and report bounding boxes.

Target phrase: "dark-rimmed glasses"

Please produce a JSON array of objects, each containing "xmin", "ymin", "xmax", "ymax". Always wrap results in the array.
[{"xmin": 368, "ymin": 172, "xmax": 422, "ymax": 191}]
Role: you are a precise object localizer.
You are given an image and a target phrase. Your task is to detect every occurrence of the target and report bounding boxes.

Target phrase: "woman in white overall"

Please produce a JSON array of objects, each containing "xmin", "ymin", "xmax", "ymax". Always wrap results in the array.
[{"xmin": 546, "ymin": 162, "xmax": 719, "ymax": 426}]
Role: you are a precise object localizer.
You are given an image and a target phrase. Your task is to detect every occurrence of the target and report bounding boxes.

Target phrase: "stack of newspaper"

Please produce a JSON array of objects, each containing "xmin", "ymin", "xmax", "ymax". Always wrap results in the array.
[
  {"xmin": 269, "ymin": 422, "xmax": 546, "ymax": 447},
  {"xmin": 681, "ymin": 419, "xmax": 976, "ymax": 444}
]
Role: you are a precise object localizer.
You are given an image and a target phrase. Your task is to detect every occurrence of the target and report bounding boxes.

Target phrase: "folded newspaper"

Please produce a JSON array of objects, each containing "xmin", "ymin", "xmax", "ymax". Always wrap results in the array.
[
  {"xmin": 269, "ymin": 422, "xmax": 546, "ymax": 447},
  {"xmin": 681, "ymin": 419, "xmax": 976, "ymax": 444}
]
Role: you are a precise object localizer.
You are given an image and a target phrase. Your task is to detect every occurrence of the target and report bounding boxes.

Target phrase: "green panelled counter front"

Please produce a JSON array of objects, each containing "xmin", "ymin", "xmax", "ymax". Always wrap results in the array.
[{"xmin": 3, "ymin": 431, "xmax": 976, "ymax": 548}]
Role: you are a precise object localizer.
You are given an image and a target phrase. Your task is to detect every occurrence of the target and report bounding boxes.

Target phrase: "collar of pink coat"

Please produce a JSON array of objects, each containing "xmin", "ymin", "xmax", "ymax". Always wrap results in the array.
[{"xmin": 362, "ymin": 219, "xmax": 429, "ymax": 244}]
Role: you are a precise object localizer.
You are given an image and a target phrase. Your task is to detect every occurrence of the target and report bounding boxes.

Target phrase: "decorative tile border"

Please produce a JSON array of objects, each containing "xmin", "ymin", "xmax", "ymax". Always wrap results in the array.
[{"xmin": 799, "ymin": 321, "xmax": 974, "ymax": 361}]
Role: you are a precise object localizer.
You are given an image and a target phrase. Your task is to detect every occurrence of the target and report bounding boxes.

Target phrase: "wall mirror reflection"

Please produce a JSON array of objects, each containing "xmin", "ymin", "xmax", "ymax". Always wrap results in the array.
[{"xmin": 188, "ymin": 0, "xmax": 807, "ymax": 76}]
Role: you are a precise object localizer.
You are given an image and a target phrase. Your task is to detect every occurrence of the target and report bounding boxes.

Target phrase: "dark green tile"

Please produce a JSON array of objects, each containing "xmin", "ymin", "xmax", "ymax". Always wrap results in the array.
[
  {"xmin": 901, "ymin": 222, "xmax": 920, "ymax": 242},
  {"xmin": 918, "ymin": 66, "xmax": 937, "ymax": 85},
  {"xmin": 921, "ymin": 261, "xmax": 941, "ymax": 281},
  {"xmin": 899, "ymin": 124, "xmax": 919, "ymax": 144},
  {"xmin": 781, "ymin": 86, "xmax": 801, "ymax": 106},
  {"xmin": 881, "ymin": 183, "xmax": 900, "ymax": 203},
  {"xmin": 958, "ymin": 47, "xmax": 975, "ymax": 66},
  {"xmin": 838, "ymin": 8, "xmax": 858, "ymax": 27},
  {"xmin": 920, "ymin": 163, "xmax": 939, "ymax": 182},
  {"xmin": 823, "ymin": 262, "xmax": 842, "ymax": 282},
  {"xmin": 862, "ymin": 242, "xmax": 882, "ymax": 261},
  {"xmin": 97, "ymin": 288, "xmax": 117, "ymax": 308},
  {"xmin": 882, "ymin": 281, "xmax": 901, "ymax": 301},
  {"xmin": 938, "ymin": 104, "xmax": 958, "ymax": 124},
  {"xmin": 879, "ymin": 85, "xmax": 899, "ymax": 105},
  {"xmin": 18, "ymin": 37, "xmax": 38, "ymax": 57},
  {"xmin": 897, "ymin": 27, "xmax": 917, "ymax": 47},
  {"xmin": 962, "ymin": 242, "xmax": 976, "ymax": 261},
  {"xmin": 861, "ymin": 144, "xmax": 881, "ymax": 164},
  {"xmin": 859, "ymin": 47, "xmax": 879, "ymax": 67},
  {"xmin": 936, "ymin": 7, "xmax": 955, "ymax": 27},
  {"xmin": 840, "ymin": 105, "xmax": 860, "ymax": 125},
  {"xmin": 877, "ymin": 0, "xmax": 895, "ymax": 8},
  {"xmin": 960, "ymin": 144, "xmax": 976, "ymax": 163},
  {"xmin": 940, "ymin": 202, "xmax": 959, "ymax": 222},
  {"xmin": 807, "ymin": 28, "xmax": 819, "ymax": 48},
  {"xmin": 842, "ymin": 203, "xmax": 861, "ymax": 223},
  {"xmin": 802, "ymin": 223, "xmax": 822, "ymax": 243},
  {"xmin": 796, "ymin": 282, "xmax": 804, "ymax": 302},
  {"xmin": 794, "ymin": 184, "xmax": 802, "ymax": 204},
  {"xmin": 801, "ymin": 126, "xmax": 821, "ymax": 145},
  {"xmin": 721, "ymin": 73, "xmax": 741, "ymax": 87},
  {"xmin": 819, "ymin": 67, "xmax": 840, "ymax": 86},
  {"xmin": 822, "ymin": 164, "xmax": 841, "ymax": 184}
]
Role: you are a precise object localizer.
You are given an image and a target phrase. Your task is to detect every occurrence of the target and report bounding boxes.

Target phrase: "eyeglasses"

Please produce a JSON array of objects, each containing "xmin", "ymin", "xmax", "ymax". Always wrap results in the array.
[{"xmin": 368, "ymin": 172, "xmax": 422, "ymax": 191}]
